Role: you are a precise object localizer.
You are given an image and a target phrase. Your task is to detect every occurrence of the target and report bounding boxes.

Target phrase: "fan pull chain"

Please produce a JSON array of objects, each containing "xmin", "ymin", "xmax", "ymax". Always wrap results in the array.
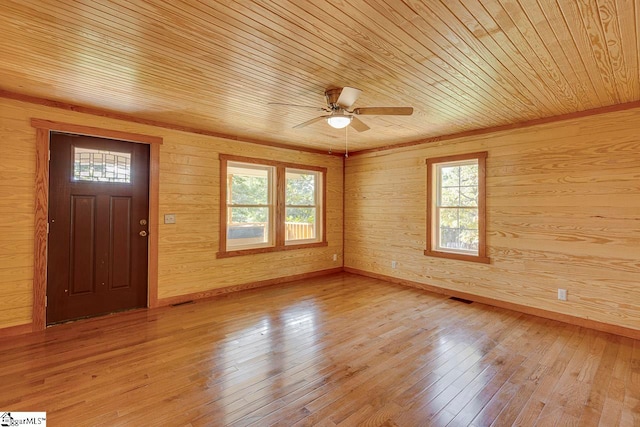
[{"xmin": 345, "ymin": 125, "xmax": 349, "ymax": 158}]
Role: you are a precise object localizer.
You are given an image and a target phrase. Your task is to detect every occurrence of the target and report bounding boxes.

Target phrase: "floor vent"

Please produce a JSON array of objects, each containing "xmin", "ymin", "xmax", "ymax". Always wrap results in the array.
[
  {"xmin": 171, "ymin": 300, "xmax": 195, "ymax": 307},
  {"xmin": 449, "ymin": 297, "xmax": 473, "ymax": 304}
]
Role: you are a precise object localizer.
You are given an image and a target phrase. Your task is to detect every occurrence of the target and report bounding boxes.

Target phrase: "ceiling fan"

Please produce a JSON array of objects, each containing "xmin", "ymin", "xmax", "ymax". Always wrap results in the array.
[{"xmin": 273, "ymin": 87, "xmax": 413, "ymax": 132}]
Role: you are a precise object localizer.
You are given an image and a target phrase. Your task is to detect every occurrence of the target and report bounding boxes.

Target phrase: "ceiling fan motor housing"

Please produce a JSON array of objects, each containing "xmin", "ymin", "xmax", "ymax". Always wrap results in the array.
[{"xmin": 324, "ymin": 88, "xmax": 343, "ymax": 110}]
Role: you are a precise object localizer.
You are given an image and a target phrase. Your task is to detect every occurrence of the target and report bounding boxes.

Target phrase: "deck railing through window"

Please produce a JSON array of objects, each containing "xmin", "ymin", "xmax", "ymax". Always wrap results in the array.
[
  {"xmin": 285, "ymin": 222, "xmax": 315, "ymax": 240},
  {"xmin": 227, "ymin": 222, "xmax": 315, "ymax": 246}
]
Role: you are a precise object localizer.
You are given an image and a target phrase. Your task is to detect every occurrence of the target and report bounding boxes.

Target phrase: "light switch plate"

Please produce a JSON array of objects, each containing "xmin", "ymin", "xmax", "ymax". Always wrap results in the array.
[{"xmin": 558, "ymin": 288, "xmax": 567, "ymax": 301}]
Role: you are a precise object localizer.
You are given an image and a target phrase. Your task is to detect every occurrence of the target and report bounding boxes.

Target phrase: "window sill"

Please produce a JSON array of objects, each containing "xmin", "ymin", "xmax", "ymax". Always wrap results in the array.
[
  {"xmin": 217, "ymin": 241, "xmax": 327, "ymax": 259},
  {"xmin": 424, "ymin": 249, "xmax": 490, "ymax": 264}
]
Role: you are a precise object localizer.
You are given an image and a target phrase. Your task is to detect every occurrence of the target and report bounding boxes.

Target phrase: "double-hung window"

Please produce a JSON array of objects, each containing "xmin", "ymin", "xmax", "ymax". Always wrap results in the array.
[
  {"xmin": 225, "ymin": 161, "xmax": 275, "ymax": 250},
  {"xmin": 425, "ymin": 152, "xmax": 489, "ymax": 263},
  {"xmin": 219, "ymin": 155, "xmax": 326, "ymax": 257},
  {"xmin": 285, "ymin": 168, "xmax": 320, "ymax": 244}
]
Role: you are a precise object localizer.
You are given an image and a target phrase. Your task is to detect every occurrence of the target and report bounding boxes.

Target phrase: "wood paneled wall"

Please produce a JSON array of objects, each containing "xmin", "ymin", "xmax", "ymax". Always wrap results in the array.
[
  {"xmin": 0, "ymin": 97, "xmax": 343, "ymax": 330},
  {"xmin": 345, "ymin": 107, "xmax": 640, "ymax": 333}
]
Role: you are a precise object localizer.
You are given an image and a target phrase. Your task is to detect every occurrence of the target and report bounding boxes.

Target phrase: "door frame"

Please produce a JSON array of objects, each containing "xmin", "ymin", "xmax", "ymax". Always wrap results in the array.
[{"xmin": 31, "ymin": 118, "xmax": 163, "ymax": 331}]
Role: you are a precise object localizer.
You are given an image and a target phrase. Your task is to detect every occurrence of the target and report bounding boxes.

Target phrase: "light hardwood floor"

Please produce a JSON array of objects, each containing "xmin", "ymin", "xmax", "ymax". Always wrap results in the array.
[{"xmin": 1, "ymin": 272, "xmax": 638, "ymax": 426}]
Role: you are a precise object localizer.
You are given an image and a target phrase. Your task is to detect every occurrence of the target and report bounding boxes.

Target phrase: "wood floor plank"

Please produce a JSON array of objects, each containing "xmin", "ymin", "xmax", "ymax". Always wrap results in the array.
[
  {"xmin": 621, "ymin": 339, "xmax": 640, "ymax": 425},
  {"xmin": 0, "ymin": 272, "xmax": 638, "ymax": 426}
]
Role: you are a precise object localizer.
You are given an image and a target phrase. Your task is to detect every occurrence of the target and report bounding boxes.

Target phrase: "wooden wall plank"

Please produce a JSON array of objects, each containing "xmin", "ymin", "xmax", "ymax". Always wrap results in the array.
[
  {"xmin": 345, "ymin": 105, "xmax": 640, "ymax": 333},
  {"xmin": 0, "ymin": 96, "xmax": 343, "ymax": 331}
]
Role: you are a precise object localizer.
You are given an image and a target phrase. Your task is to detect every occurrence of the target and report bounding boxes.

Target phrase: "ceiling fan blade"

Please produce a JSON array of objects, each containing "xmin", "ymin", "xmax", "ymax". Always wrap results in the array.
[
  {"xmin": 350, "ymin": 116, "xmax": 370, "ymax": 132},
  {"xmin": 336, "ymin": 87, "xmax": 362, "ymax": 109},
  {"xmin": 268, "ymin": 102, "xmax": 327, "ymax": 111},
  {"xmin": 293, "ymin": 115, "xmax": 327, "ymax": 129},
  {"xmin": 353, "ymin": 107, "xmax": 414, "ymax": 115}
]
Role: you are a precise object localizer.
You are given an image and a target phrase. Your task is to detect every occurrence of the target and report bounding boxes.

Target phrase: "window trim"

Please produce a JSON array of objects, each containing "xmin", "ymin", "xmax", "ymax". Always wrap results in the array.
[
  {"xmin": 425, "ymin": 151, "xmax": 490, "ymax": 264},
  {"xmin": 218, "ymin": 154, "xmax": 327, "ymax": 258}
]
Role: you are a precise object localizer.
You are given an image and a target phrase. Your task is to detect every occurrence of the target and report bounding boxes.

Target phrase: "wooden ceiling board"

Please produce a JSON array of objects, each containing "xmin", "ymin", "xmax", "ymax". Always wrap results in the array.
[
  {"xmin": 411, "ymin": 0, "xmax": 556, "ymax": 118},
  {"xmin": 441, "ymin": 0, "xmax": 560, "ymax": 117},
  {"xmin": 532, "ymin": 0, "xmax": 606, "ymax": 108},
  {"xmin": 253, "ymin": 1, "xmax": 463, "ymax": 116},
  {"xmin": 348, "ymin": 1, "xmax": 516, "ymax": 119},
  {"xmin": 1, "ymin": 0, "xmax": 639, "ymax": 153}
]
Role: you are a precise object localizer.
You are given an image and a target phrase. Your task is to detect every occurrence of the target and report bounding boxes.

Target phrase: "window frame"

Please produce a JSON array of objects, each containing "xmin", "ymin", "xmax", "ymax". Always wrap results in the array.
[
  {"xmin": 425, "ymin": 151, "xmax": 490, "ymax": 264},
  {"xmin": 225, "ymin": 161, "xmax": 276, "ymax": 251},
  {"xmin": 218, "ymin": 154, "xmax": 327, "ymax": 258},
  {"xmin": 284, "ymin": 167, "xmax": 322, "ymax": 246}
]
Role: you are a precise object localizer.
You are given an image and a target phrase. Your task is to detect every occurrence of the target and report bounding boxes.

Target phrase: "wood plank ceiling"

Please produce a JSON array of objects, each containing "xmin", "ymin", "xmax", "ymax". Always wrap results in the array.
[{"xmin": 0, "ymin": 0, "xmax": 638, "ymax": 153}]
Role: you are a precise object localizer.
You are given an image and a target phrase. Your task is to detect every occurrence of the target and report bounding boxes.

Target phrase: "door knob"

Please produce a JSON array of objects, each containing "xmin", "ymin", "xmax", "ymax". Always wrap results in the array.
[{"xmin": 139, "ymin": 230, "xmax": 148, "ymax": 237}]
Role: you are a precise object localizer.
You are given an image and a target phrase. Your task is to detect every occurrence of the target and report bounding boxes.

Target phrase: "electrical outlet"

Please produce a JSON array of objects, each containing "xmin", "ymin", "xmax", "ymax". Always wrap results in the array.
[
  {"xmin": 332, "ymin": 254, "xmax": 337, "ymax": 262},
  {"xmin": 391, "ymin": 260, "xmax": 397, "ymax": 269},
  {"xmin": 558, "ymin": 288, "xmax": 567, "ymax": 301},
  {"xmin": 164, "ymin": 214, "xmax": 176, "ymax": 224}
]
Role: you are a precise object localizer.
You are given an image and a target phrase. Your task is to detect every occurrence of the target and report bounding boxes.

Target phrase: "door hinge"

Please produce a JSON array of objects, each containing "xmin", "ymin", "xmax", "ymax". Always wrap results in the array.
[
  {"xmin": 45, "ymin": 296, "xmax": 47, "ymax": 307},
  {"xmin": 47, "ymin": 223, "xmax": 50, "ymax": 234},
  {"xmin": 48, "ymin": 149, "xmax": 51, "ymax": 162}
]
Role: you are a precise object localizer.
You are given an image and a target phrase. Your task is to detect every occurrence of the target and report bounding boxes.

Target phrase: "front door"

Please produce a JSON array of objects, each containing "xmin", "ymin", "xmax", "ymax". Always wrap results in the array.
[{"xmin": 47, "ymin": 133, "xmax": 149, "ymax": 324}]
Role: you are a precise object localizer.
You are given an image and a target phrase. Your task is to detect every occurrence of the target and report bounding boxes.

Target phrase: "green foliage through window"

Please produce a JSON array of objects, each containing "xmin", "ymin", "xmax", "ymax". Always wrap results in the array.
[
  {"xmin": 286, "ymin": 171, "xmax": 317, "ymax": 224},
  {"xmin": 223, "ymin": 158, "xmax": 323, "ymax": 250},
  {"xmin": 437, "ymin": 162, "xmax": 479, "ymax": 252}
]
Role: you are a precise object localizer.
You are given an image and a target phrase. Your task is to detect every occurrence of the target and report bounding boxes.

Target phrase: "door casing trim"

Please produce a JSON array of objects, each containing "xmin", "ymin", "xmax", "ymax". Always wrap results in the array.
[{"xmin": 31, "ymin": 119, "xmax": 162, "ymax": 331}]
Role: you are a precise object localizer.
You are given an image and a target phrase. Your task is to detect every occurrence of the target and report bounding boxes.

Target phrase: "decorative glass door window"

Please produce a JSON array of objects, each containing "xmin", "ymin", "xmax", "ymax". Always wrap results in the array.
[{"xmin": 73, "ymin": 147, "xmax": 131, "ymax": 183}]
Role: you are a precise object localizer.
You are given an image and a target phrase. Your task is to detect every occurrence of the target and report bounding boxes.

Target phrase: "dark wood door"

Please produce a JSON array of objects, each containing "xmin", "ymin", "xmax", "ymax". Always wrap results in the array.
[{"xmin": 47, "ymin": 133, "xmax": 150, "ymax": 324}]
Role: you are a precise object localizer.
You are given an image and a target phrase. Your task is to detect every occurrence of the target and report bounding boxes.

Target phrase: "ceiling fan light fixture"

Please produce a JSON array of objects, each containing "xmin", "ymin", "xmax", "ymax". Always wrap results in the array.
[{"xmin": 327, "ymin": 115, "xmax": 352, "ymax": 129}]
